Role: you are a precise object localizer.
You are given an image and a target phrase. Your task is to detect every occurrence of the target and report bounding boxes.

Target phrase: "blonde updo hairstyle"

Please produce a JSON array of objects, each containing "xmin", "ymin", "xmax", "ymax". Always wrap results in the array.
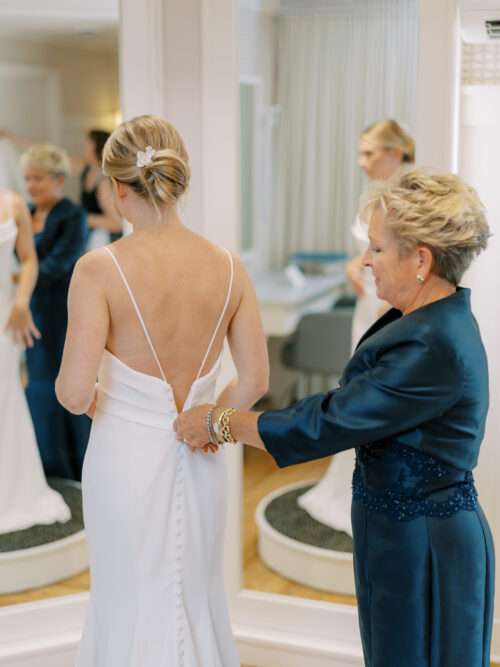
[
  {"xmin": 361, "ymin": 119, "xmax": 415, "ymax": 164},
  {"xmin": 362, "ymin": 170, "xmax": 489, "ymax": 286},
  {"xmin": 21, "ymin": 144, "xmax": 71, "ymax": 178},
  {"xmin": 102, "ymin": 114, "xmax": 190, "ymax": 214}
]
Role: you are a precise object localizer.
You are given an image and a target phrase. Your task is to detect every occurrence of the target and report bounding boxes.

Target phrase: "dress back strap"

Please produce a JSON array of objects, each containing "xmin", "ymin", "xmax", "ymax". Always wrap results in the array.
[
  {"xmin": 104, "ymin": 246, "xmax": 168, "ymax": 384},
  {"xmin": 195, "ymin": 248, "xmax": 234, "ymax": 380}
]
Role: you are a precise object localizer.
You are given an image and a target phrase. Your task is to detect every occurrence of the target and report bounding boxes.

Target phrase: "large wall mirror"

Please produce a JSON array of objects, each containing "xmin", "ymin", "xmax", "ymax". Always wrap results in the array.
[
  {"xmin": 239, "ymin": 0, "xmax": 418, "ymax": 605},
  {"xmin": 0, "ymin": 0, "xmax": 119, "ymax": 612}
]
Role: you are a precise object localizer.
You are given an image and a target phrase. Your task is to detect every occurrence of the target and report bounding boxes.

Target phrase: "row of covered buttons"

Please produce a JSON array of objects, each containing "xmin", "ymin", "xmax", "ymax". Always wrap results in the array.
[{"xmin": 175, "ymin": 441, "xmax": 185, "ymax": 665}]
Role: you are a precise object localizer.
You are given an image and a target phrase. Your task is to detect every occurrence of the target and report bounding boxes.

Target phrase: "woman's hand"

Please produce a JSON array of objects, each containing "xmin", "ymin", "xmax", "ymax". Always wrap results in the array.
[
  {"xmin": 346, "ymin": 255, "xmax": 365, "ymax": 298},
  {"xmin": 174, "ymin": 404, "xmax": 220, "ymax": 453},
  {"xmin": 5, "ymin": 304, "xmax": 41, "ymax": 348}
]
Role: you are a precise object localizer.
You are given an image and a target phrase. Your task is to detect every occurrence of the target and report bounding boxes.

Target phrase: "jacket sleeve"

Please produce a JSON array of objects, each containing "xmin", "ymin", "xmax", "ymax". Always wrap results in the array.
[
  {"xmin": 37, "ymin": 208, "xmax": 88, "ymax": 288},
  {"xmin": 258, "ymin": 335, "xmax": 463, "ymax": 468}
]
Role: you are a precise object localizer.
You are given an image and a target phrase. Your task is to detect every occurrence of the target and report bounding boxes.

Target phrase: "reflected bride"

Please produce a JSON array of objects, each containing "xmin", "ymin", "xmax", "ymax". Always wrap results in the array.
[{"xmin": 0, "ymin": 190, "xmax": 71, "ymax": 534}]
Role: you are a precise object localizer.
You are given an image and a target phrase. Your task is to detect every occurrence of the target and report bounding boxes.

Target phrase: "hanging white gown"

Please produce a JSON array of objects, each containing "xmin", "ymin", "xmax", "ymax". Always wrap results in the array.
[
  {"xmin": 0, "ymin": 140, "xmax": 25, "ymax": 195},
  {"xmin": 297, "ymin": 216, "xmax": 380, "ymax": 536},
  {"xmin": 0, "ymin": 215, "xmax": 71, "ymax": 534},
  {"xmin": 76, "ymin": 246, "xmax": 239, "ymax": 667}
]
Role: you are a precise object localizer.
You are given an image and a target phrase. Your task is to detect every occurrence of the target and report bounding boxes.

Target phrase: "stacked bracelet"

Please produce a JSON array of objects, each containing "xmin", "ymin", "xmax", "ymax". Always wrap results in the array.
[
  {"xmin": 206, "ymin": 405, "xmax": 218, "ymax": 445},
  {"xmin": 217, "ymin": 408, "xmax": 237, "ymax": 444}
]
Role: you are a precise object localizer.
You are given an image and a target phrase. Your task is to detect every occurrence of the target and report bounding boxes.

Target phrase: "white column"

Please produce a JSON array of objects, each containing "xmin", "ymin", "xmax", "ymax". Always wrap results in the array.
[
  {"xmin": 119, "ymin": 0, "xmax": 239, "ymax": 245},
  {"xmin": 460, "ymin": 86, "xmax": 500, "ymax": 654},
  {"xmin": 415, "ymin": 0, "xmax": 461, "ymax": 171}
]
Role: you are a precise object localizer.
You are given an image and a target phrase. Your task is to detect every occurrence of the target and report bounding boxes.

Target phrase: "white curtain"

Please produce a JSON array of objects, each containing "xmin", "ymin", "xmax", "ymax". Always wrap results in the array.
[
  {"xmin": 0, "ymin": 139, "xmax": 25, "ymax": 195},
  {"xmin": 271, "ymin": 0, "xmax": 418, "ymax": 268}
]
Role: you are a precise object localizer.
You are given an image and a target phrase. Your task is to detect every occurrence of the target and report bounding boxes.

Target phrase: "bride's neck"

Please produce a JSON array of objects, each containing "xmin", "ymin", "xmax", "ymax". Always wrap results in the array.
[{"xmin": 126, "ymin": 202, "xmax": 181, "ymax": 231}]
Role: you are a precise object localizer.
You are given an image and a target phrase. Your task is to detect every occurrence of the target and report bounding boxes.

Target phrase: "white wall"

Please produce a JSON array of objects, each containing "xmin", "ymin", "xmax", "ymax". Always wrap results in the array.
[
  {"xmin": 415, "ymin": 0, "xmax": 461, "ymax": 170},
  {"xmin": 0, "ymin": 37, "xmax": 119, "ymax": 199},
  {"xmin": 460, "ymin": 85, "xmax": 500, "ymax": 653}
]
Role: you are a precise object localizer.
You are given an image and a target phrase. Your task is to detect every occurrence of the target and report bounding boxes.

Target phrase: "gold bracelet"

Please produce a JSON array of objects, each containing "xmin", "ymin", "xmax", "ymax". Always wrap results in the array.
[{"xmin": 217, "ymin": 408, "xmax": 237, "ymax": 444}]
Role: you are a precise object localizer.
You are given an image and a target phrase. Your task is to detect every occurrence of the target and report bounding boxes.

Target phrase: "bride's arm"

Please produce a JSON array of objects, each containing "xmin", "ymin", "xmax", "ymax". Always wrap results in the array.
[
  {"xmin": 56, "ymin": 250, "xmax": 110, "ymax": 414},
  {"xmin": 215, "ymin": 257, "xmax": 269, "ymax": 410},
  {"xmin": 4, "ymin": 195, "xmax": 40, "ymax": 347}
]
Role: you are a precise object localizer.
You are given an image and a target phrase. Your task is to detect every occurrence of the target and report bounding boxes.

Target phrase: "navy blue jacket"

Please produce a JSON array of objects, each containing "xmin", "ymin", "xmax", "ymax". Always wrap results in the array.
[{"xmin": 258, "ymin": 288, "xmax": 489, "ymax": 473}]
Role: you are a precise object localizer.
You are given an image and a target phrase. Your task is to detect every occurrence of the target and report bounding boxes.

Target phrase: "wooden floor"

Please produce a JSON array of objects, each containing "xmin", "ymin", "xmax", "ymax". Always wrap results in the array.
[{"xmin": 243, "ymin": 446, "xmax": 355, "ymax": 605}]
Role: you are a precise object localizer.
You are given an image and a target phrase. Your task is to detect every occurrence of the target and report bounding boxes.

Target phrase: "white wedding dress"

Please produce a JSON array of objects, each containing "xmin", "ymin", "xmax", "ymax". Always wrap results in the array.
[
  {"xmin": 0, "ymin": 214, "xmax": 71, "ymax": 534},
  {"xmin": 297, "ymin": 216, "xmax": 381, "ymax": 536},
  {"xmin": 76, "ymin": 246, "xmax": 239, "ymax": 667}
]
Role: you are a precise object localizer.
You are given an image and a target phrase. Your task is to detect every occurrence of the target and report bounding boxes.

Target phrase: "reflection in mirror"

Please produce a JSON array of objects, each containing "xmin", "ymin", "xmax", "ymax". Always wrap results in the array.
[
  {"xmin": 241, "ymin": 0, "xmax": 418, "ymax": 604},
  {"xmin": 0, "ymin": 6, "xmax": 119, "ymax": 608}
]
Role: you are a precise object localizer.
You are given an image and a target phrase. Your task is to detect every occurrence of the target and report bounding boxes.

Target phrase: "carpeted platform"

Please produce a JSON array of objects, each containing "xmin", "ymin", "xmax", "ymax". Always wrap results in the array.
[
  {"xmin": 264, "ymin": 484, "xmax": 353, "ymax": 553},
  {"xmin": 0, "ymin": 479, "xmax": 84, "ymax": 553}
]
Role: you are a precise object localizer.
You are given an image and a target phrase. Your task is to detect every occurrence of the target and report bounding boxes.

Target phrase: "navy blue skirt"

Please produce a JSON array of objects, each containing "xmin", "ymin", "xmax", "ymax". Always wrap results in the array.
[{"xmin": 352, "ymin": 501, "xmax": 495, "ymax": 667}]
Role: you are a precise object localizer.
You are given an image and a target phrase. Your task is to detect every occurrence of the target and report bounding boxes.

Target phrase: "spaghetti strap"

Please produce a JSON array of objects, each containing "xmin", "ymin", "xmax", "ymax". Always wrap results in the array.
[
  {"xmin": 104, "ymin": 246, "xmax": 168, "ymax": 384},
  {"xmin": 195, "ymin": 248, "xmax": 234, "ymax": 380}
]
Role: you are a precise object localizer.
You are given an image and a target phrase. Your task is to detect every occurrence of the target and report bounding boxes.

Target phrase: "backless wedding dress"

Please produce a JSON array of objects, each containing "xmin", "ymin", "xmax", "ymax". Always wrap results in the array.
[
  {"xmin": 0, "ymin": 211, "xmax": 71, "ymax": 534},
  {"xmin": 76, "ymin": 246, "xmax": 239, "ymax": 666}
]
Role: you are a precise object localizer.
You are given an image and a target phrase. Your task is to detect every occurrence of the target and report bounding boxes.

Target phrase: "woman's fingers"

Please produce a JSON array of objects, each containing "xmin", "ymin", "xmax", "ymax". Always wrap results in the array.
[
  {"xmin": 173, "ymin": 406, "xmax": 220, "ymax": 454},
  {"xmin": 29, "ymin": 319, "xmax": 42, "ymax": 339},
  {"xmin": 24, "ymin": 330, "xmax": 34, "ymax": 348}
]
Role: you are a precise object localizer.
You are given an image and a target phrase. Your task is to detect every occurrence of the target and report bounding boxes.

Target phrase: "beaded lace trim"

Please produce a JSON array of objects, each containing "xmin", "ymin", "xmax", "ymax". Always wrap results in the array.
[{"xmin": 352, "ymin": 444, "xmax": 477, "ymax": 521}]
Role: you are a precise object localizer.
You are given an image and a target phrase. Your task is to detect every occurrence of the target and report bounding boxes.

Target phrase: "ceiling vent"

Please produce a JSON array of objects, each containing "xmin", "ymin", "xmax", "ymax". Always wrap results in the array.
[
  {"xmin": 460, "ymin": 1, "xmax": 500, "ymax": 43},
  {"xmin": 486, "ymin": 19, "xmax": 500, "ymax": 38}
]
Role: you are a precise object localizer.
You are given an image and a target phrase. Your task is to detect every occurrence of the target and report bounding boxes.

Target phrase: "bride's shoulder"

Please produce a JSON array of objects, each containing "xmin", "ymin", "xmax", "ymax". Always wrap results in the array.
[
  {"xmin": 0, "ymin": 189, "xmax": 20, "ymax": 211},
  {"xmin": 72, "ymin": 246, "xmax": 115, "ymax": 284}
]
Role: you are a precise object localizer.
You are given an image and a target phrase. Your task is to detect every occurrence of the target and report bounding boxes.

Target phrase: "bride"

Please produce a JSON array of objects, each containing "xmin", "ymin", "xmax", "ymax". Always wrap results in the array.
[
  {"xmin": 56, "ymin": 114, "xmax": 269, "ymax": 666},
  {"xmin": 0, "ymin": 190, "xmax": 71, "ymax": 534}
]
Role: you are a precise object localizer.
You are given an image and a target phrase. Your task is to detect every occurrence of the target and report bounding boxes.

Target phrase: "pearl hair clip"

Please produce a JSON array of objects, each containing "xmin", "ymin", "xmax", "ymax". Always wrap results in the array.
[{"xmin": 136, "ymin": 145, "xmax": 156, "ymax": 168}]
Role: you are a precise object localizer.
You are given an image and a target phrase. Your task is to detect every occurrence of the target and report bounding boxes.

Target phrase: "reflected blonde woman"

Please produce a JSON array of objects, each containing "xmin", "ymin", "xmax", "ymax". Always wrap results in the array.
[{"xmin": 299, "ymin": 119, "xmax": 416, "ymax": 535}]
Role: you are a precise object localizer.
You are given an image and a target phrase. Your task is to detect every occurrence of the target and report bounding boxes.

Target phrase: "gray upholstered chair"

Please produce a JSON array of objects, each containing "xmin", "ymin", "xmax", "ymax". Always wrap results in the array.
[{"xmin": 282, "ymin": 307, "xmax": 354, "ymax": 399}]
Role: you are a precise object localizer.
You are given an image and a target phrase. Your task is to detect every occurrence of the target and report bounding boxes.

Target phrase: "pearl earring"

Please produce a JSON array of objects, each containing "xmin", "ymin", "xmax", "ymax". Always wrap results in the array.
[{"xmin": 416, "ymin": 274, "xmax": 425, "ymax": 284}]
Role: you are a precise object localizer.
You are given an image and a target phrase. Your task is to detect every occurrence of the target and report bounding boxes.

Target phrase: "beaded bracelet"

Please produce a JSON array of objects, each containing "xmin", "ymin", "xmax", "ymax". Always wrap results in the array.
[{"xmin": 206, "ymin": 405, "xmax": 218, "ymax": 445}]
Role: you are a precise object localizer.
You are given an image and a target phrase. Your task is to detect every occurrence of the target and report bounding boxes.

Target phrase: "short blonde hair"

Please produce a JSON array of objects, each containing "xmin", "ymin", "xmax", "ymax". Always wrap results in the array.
[
  {"xmin": 361, "ymin": 170, "xmax": 490, "ymax": 285},
  {"xmin": 102, "ymin": 114, "xmax": 190, "ymax": 211},
  {"xmin": 21, "ymin": 144, "xmax": 71, "ymax": 178},
  {"xmin": 361, "ymin": 119, "xmax": 415, "ymax": 164}
]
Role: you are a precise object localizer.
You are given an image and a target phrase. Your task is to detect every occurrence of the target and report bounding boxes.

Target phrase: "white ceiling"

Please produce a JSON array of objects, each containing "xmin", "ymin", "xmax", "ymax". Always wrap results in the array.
[{"xmin": 0, "ymin": 0, "xmax": 119, "ymax": 52}]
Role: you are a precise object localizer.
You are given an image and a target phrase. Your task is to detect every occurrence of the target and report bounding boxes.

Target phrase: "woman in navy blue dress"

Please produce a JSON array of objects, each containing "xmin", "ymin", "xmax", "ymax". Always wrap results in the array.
[
  {"xmin": 21, "ymin": 144, "xmax": 90, "ymax": 481},
  {"xmin": 176, "ymin": 170, "xmax": 494, "ymax": 667}
]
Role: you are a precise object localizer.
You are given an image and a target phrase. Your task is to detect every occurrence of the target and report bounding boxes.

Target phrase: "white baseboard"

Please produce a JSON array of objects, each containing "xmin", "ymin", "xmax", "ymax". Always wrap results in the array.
[
  {"xmin": 0, "ymin": 593, "xmax": 497, "ymax": 667},
  {"xmin": 0, "ymin": 593, "xmax": 363, "ymax": 667},
  {"xmin": 493, "ymin": 619, "xmax": 500, "ymax": 663},
  {"xmin": 236, "ymin": 624, "xmax": 362, "ymax": 667}
]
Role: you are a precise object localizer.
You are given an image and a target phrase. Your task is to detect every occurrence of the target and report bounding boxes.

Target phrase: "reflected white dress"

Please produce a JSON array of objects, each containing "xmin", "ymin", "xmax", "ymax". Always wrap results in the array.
[
  {"xmin": 76, "ymin": 247, "xmax": 239, "ymax": 667},
  {"xmin": 297, "ymin": 216, "xmax": 381, "ymax": 536},
  {"xmin": 0, "ymin": 216, "xmax": 71, "ymax": 534}
]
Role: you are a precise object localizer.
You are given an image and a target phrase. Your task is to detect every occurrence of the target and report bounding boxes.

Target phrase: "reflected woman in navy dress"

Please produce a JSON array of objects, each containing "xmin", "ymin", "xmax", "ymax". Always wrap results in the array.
[
  {"xmin": 21, "ymin": 145, "xmax": 90, "ymax": 481},
  {"xmin": 176, "ymin": 170, "xmax": 494, "ymax": 667}
]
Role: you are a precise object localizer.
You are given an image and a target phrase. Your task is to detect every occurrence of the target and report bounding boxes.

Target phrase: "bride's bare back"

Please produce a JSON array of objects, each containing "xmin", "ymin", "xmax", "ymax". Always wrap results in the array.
[
  {"xmin": 57, "ymin": 222, "xmax": 268, "ymax": 416},
  {"xmin": 103, "ymin": 225, "xmax": 240, "ymax": 408},
  {"xmin": 56, "ymin": 114, "xmax": 268, "ymax": 417}
]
